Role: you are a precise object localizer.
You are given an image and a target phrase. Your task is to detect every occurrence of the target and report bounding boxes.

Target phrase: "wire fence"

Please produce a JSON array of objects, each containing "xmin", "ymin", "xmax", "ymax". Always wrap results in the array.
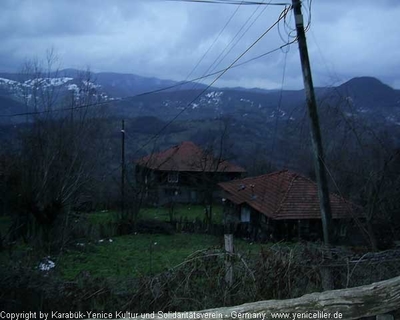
[{"xmin": 119, "ymin": 242, "xmax": 400, "ymax": 311}]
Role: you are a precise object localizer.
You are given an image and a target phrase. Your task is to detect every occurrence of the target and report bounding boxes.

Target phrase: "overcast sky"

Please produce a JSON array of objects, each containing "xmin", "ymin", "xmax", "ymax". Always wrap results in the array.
[{"xmin": 1, "ymin": 0, "xmax": 399, "ymax": 90}]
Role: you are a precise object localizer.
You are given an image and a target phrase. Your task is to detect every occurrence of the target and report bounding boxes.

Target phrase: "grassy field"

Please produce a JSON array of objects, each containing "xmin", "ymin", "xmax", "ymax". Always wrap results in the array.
[
  {"xmin": 58, "ymin": 233, "xmax": 264, "ymax": 280},
  {"xmin": 60, "ymin": 204, "xmax": 261, "ymax": 280},
  {"xmin": 58, "ymin": 233, "xmax": 224, "ymax": 280},
  {"xmin": 1, "ymin": 230, "xmax": 263, "ymax": 281},
  {"xmin": 1, "ymin": 205, "xmax": 264, "ymax": 281},
  {"xmin": 87, "ymin": 211, "xmax": 117, "ymax": 225}
]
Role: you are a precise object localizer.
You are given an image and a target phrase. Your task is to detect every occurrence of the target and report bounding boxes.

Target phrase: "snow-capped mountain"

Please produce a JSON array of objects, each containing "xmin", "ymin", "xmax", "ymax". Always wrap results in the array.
[
  {"xmin": 0, "ymin": 74, "xmax": 109, "ymax": 106},
  {"xmin": 1, "ymin": 70, "xmax": 400, "ymax": 132}
]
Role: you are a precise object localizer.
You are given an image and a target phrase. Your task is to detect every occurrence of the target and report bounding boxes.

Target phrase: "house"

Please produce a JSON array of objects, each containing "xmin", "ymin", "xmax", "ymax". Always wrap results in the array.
[
  {"xmin": 218, "ymin": 170, "xmax": 361, "ymax": 242},
  {"xmin": 136, "ymin": 141, "xmax": 246, "ymax": 205}
]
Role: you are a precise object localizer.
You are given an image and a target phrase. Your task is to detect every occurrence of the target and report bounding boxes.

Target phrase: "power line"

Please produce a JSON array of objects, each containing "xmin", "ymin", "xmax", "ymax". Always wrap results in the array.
[
  {"xmin": 181, "ymin": 0, "xmax": 264, "ymax": 104},
  {"xmin": 205, "ymin": 0, "xmax": 272, "ymax": 73},
  {"xmin": 164, "ymin": 0, "xmax": 289, "ymax": 5},
  {"xmin": 132, "ymin": 6, "xmax": 291, "ymax": 157},
  {"xmin": 181, "ymin": 0, "xmax": 273, "ymax": 108},
  {"xmin": 270, "ymin": 42, "xmax": 289, "ymax": 156},
  {"xmin": 168, "ymin": 0, "xmax": 244, "ymax": 119},
  {"xmin": 184, "ymin": 1, "xmax": 244, "ymax": 82}
]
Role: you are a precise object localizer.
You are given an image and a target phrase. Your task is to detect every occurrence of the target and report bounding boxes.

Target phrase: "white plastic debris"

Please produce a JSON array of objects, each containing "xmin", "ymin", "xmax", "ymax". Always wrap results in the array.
[{"xmin": 39, "ymin": 257, "xmax": 55, "ymax": 271}]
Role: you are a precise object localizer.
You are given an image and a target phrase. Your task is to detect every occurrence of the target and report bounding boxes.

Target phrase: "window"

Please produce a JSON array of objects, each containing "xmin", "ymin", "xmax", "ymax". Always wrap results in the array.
[
  {"xmin": 240, "ymin": 207, "xmax": 251, "ymax": 222},
  {"xmin": 339, "ymin": 224, "xmax": 347, "ymax": 237},
  {"xmin": 168, "ymin": 171, "xmax": 179, "ymax": 183},
  {"xmin": 190, "ymin": 191, "xmax": 198, "ymax": 202}
]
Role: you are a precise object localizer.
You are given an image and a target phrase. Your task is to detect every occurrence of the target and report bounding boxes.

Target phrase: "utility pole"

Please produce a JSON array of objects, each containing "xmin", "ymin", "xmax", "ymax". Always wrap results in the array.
[
  {"xmin": 292, "ymin": 0, "xmax": 333, "ymax": 245},
  {"xmin": 121, "ymin": 119, "xmax": 125, "ymax": 216}
]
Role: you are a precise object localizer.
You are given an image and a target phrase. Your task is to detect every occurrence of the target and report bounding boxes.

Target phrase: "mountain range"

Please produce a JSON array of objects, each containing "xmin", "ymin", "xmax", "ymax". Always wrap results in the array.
[
  {"xmin": 1, "ymin": 69, "xmax": 400, "ymax": 172},
  {"xmin": 1, "ymin": 69, "xmax": 399, "ymax": 121}
]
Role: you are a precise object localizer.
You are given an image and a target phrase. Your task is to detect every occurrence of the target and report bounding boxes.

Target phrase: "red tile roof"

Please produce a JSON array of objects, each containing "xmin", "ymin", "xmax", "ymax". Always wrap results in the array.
[
  {"xmin": 219, "ymin": 170, "xmax": 358, "ymax": 220},
  {"xmin": 136, "ymin": 141, "xmax": 246, "ymax": 173}
]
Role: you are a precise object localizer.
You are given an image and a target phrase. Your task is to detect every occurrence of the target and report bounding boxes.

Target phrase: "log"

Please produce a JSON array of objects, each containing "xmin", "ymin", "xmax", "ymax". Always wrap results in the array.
[{"xmin": 112, "ymin": 276, "xmax": 400, "ymax": 320}]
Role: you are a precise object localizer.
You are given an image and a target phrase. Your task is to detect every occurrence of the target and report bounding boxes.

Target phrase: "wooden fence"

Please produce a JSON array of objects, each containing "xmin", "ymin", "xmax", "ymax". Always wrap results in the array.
[
  {"xmin": 170, "ymin": 218, "xmax": 262, "ymax": 239},
  {"xmin": 107, "ymin": 275, "xmax": 400, "ymax": 320},
  {"xmin": 170, "ymin": 217, "xmax": 224, "ymax": 236}
]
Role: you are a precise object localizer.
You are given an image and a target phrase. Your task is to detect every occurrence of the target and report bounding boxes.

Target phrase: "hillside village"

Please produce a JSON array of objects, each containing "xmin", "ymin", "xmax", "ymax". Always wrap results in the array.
[
  {"xmin": 1, "ymin": 0, "xmax": 400, "ymax": 318},
  {"xmin": 1, "ymin": 70, "xmax": 400, "ymax": 318}
]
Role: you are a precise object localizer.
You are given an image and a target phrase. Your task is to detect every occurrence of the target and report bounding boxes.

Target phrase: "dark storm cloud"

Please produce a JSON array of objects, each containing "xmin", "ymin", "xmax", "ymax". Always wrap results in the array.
[{"xmin": 0, "ymin": 0, "xmax": 399, "ymax": 89}]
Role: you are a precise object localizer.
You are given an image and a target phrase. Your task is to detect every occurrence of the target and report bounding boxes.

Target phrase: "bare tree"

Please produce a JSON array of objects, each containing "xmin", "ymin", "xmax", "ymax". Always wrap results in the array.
[
  {"xmin": 9, "ymin": 54, "xmax": 110, "ymax": 249},
  {"xmin": 313, "ymin": 86, "xmax": 400, "ymax": 250},
  {"xmin": 192, "ymin": 118, "xmax": 238, "ymax": 225}
]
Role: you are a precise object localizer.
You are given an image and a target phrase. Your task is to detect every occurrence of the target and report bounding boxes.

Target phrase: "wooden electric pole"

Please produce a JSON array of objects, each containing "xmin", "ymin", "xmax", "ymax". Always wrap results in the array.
[
  {"xmin": 121, "ymin": 119, "xmax": 125, "ymax": 215},
  {"xmin": 292, "ymin": 0, "xmax": 333, "ymax": 245}
]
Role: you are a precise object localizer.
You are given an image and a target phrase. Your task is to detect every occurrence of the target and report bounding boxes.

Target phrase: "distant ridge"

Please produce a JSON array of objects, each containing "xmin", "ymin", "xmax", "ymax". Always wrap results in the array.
[
  {"xmin": 337, "ymin": 76, "xmax": 398, "ymax": 107},
  {"xmin": 340, "ymin": 76, "xmax": 393, "ymax": 91}
]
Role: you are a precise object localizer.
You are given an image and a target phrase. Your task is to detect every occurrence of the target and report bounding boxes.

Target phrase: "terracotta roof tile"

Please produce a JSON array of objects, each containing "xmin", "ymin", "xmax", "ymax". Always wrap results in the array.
[
  {"xmin": 136, "ymin": 141, "xmax": 246, "ymax": 173},
  {"xmin": 219, "ymin": 170, "xmax": 358, "ymax": 220}
]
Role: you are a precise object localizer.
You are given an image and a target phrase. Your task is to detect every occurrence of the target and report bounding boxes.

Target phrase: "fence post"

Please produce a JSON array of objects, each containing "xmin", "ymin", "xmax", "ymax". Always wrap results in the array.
[{"xmin": 224, "ymin": 233, "xmax": 234, "ymax": 305}]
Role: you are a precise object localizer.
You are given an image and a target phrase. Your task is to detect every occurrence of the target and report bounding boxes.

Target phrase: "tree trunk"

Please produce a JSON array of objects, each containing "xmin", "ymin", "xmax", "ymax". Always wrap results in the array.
[{"xmin": 366, "ymin": 219, "xmax": 378, "ymax": 252}]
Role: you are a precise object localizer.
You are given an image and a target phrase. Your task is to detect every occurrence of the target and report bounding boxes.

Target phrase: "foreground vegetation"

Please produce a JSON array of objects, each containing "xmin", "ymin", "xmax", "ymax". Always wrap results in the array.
[
  {"xmin": 2, "ymin": 230, "xmax": 399, "ymax": 313},
  {"xmin": 1, "ymin": 201, "xmax": 400, "ymax": 314}
]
